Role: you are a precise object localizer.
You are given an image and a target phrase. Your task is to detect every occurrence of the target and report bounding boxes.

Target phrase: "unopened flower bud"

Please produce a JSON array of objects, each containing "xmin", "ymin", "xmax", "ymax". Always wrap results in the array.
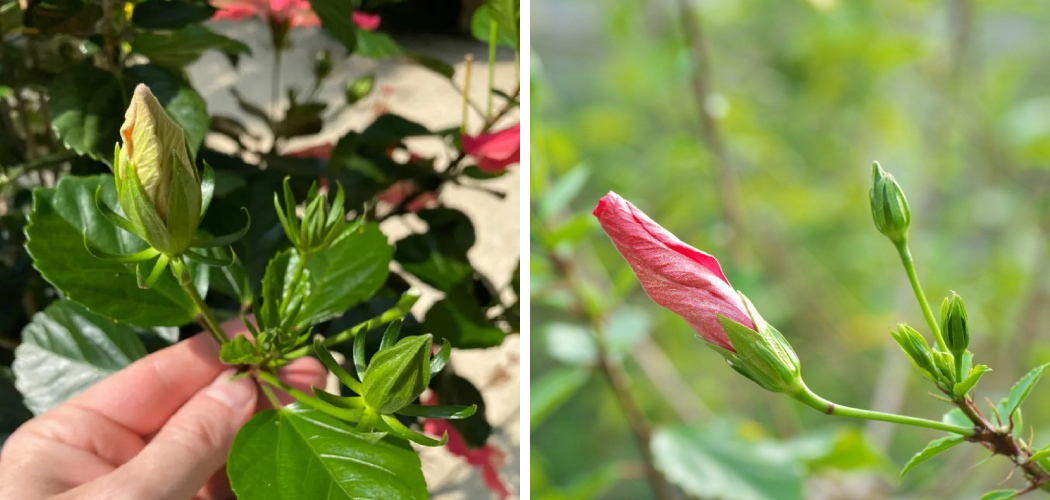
[
  {"xmin": 711, "ymin": 291, "xmax": 801, "ymax": 393},
  {"xmin": 890, "ymin": 324, "xmax": 937, "ymax": 380},
  {"xmin": 115, "ymin": 84, "xmax": 201, "ymax": 255},
  {"xmin": 869, "ymin": 161, "xmax": 911, "ymax": 245},
  {"xmin": 362, "ymin": 334, "xmax": 433, "ymax": 414},
  {"xmin": 941, "ymin": 292, "xmax": 969, "ymax": 358}
]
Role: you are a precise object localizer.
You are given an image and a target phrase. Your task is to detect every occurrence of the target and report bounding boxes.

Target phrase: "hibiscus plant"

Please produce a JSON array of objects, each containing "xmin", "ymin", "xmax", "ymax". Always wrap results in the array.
[
  {"xmin": 0, "ymin": 0, "xmax": 519, "ymax": 498},
  {"xmin": 585, "ymin": 166, "xmax": 1050, "ymax": 499}
]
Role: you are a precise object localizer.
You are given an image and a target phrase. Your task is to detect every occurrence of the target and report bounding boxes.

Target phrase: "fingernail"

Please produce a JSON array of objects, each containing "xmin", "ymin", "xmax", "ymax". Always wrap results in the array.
[{"xmin": 206, "ymin": 369, "xmax": 256, "ymax": 410}]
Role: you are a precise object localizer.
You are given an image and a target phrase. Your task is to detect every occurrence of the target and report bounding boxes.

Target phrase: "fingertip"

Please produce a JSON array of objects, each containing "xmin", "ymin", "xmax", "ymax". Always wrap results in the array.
[{"xmin": 279, "ymin": 357, "xmax": 328, "ymax": 392}]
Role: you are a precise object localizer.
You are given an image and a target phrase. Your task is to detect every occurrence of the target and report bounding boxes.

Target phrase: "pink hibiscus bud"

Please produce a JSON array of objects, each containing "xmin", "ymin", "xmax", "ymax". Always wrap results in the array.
[
  {"xmin": 462, "ymin": 123, "xmax": 520, "ymax": 173},
  {"xmin": 593, "ymin": 192, "xmax": 801, "ymax": 392}
]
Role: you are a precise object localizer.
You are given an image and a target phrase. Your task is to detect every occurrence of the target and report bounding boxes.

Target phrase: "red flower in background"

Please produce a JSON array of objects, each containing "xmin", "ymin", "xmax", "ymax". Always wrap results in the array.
[
  {"xmin": 462, "ymin": 123, "xmax": 520, "ymax": 173},
  {"xmin": 422, "ymin": 392, "xmax": 510, "ymax": 499},
  {"xmin": 210, "ymin": 0, "xmax": 379, "ymax": 30},
  {"xmin": 593, "ymin": 192, "xmax": 754, "ymax": 351}
]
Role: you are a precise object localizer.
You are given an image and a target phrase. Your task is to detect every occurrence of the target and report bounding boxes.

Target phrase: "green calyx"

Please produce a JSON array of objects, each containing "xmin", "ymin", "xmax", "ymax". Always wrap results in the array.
[
  {"xmin": 941, "ymin": 292, "xmax": 970, "ymax": 358},
  {"xmin": 869, "ymin": 161, "xmax": 911, "ymax": 245},
  {"xmin": 710, "ymin": 291, "xmax": 801, "ymax": 393},
  {"xmin": 274, "ymin": 176, "xmax": 353, "ymax": 257}
]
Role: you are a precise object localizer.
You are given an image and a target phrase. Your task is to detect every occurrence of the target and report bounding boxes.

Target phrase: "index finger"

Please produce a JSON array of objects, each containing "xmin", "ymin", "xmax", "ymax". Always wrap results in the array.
[{"xmin": 61, "ymin": 332, "xmax": 225, "ymax": 436}]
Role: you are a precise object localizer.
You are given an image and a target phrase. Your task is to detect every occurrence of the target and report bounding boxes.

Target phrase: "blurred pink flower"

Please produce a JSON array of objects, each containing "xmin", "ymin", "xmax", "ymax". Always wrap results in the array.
[
  {"xmin": 462, "ymin": 123, "xmax": 520, "ymax": 173},
  {"xmin": 210, "ymin": 0, "xmax": 380, "ymax": 30},
  {"xmin": 422, "ymin": 392, "xmax": 510, "ymax": 499},
  {"xmin": 592, "ymin": 192, "xmax": 754, "ymax": 351},
  {"xmin": 378, "ymin": 181, "xmax": 439, "ymax": 213}
]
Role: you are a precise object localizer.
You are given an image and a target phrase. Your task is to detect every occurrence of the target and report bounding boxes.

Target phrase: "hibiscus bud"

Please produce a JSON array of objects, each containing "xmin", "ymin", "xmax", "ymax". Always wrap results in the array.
[
  {"xmin": 362, "ymin": 334, "xmax": 433, "ymax": 414},
  {"xmin": 869, "ymin": 161, "xmax": 911, "ymax": 245},
  {"xmin": 593, "ymin": 191, "xmax": 753, "ymax": 351},
  {"xmin": 941, "ymin": 292, "xmax": 969, "ymax": 358},
  {"xmin": 710, "ymin": 291, "xmax": 800, "ymax": 392},
  {"xmin": 115, "ymin": 84, "xmax": 201, "ymax": 255},
  {"xmin": 891, "ymin": 324, "xmax": 937, "ymax": 380}
]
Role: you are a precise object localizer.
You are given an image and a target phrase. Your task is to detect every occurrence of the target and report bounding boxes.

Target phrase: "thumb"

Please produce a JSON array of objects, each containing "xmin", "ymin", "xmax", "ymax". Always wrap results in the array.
[{"xmin": 104, "ymin": 369, "xmax": 257, "ymax": 500}]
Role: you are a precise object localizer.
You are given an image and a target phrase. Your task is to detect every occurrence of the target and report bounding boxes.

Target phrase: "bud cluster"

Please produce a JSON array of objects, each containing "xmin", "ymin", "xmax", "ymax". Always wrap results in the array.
[{"xmin": 274, "ymin": 177, "xmax": 352, "ymax": 257}]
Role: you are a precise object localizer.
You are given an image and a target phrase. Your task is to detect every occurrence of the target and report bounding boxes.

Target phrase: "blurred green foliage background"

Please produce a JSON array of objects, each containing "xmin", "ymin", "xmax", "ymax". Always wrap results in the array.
[{"xmin": 529, "ymin": 0, "xmax": 1050, "ymax": 499}]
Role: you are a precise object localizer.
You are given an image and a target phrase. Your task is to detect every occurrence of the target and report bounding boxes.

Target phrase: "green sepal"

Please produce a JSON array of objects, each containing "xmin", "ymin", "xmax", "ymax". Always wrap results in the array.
[
  {"xmin": 378, "ymin": 414, "xmax": 446, "ymax": 447},
  {"xmin": 191, "ymin": 207, "xmax": 250, "ymax": 248},
  {"xmin": 430, "ymin": 339, "xmax": 451, "ymax": 376},
  {"xmin": 200, "ymin": 160, "xmax": 215, "ymax": 217},
  {"xmin": 83, "ymin": 231, "xmax": 160, "ymax": 263},
  {"xmin": 380, "ymin": 318, "xmax": 403, "ymax": 351},
  {"xmin": 712, "ymin": 292, "xmax": 799, "ymax": 393},
  {"xmin": 314, "ymin": 388, "xmax": 366, "ymax": 409},
  {"xmin": 323, "ymin": 182, "xmax": 346, "ymax": 230},
  {"xmin": 890, "ymin": 324, "xmax": 937, "ymax": 380},
  {"xmin": 362, "ymin": 334, "xmax": 433, "ymax": 414},
  {"xmin": 165, "ymin": 149, "xmax": 201, "ymax": 254},
  {"xmin": 122, "ymin": 161, "xmax": 172, "ymax": 253},
  {"xmin": 94, "ymin": 186, "xmax": 143, "ymax": 238},
  {"xmin": 396, "ymin": 403, "xmax": 476, "ymax": 419},
  {"xmin": 353, "ymin": 323, "xmax": 368, "ymax": 381},
  {"xmin": 183, "ymin": 247, "xmax": 237, "ymax": 267},
  {"xmin": 953, "ymin": 365, "xmax": 991, "ymax": 399},
  {"xmin": 313, "ymin": 337, "xmax": 362, "ymax": 393},
  {"xmin": 932, "ymin": 351, "xmax": 957, "ymax": 386}
]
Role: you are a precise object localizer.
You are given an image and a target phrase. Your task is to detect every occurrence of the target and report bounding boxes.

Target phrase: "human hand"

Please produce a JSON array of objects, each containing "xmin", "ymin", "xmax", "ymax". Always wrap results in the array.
[{"xmin": 0, "ymin": 330, "xmax": 326, "ymax": 500}]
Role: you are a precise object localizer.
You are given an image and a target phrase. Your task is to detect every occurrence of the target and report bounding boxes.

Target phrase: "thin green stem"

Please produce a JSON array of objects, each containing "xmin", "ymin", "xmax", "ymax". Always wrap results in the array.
[
  {"xmin": 895, "ymin": 239, "xmax": 946, "ymax": 351},
  {"xmin": 792, "ymin": 381, "xmax": 974, "ymax": 436},
  {"xmin": 259, "ymin": 378, "xmax": 283, "ymax": 408},
  {"xmin": 181, "ymin": 278, "xmax": 228, "ymax": 345},
  {"xmin": 283, "ymin": 303, "xmax": 408, "ymax": 360},
  {"xmin": 486, "ymin": 19, "xmax": 497, "ymax": 117}
]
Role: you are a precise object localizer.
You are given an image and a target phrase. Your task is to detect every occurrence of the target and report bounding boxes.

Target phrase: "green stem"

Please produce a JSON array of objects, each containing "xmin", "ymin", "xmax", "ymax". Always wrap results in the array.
[
  {"xmin": 181, "ymin": 278, "xmax": 228, "ymax": 345},
  {"xmin": 792, "ymin": 381, "xmax": 974, "ymax": 436},
  {"xmin": 486, "ymin": 19, "xmax": 497, "ymax": 117},
  {"xmin": 895, "ymin": 238, "xmax": 947, "ymax": 351},
  {"xmin": 283, "ymin": 303, "xmax": 408, "ymax": 359}
]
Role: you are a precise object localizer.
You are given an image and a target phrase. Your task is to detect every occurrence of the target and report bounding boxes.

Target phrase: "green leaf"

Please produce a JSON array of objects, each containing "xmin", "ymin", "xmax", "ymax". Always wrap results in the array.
[
  {"xmin": 530, "ymin": 366, "xmax": 590, "ymax": 430},
  {"xmin": 228, "ymin": 404, "xmax": 427, "ymax": 500},
  {"xmin": 651, "ymin": 422, "xmax": 804, "ymax": 500},
  {"xmin": 125, "ymin": 64, "xmax": 210, "ymax": 157},
  {"xmin": 296, "ymin": 223, "xmax": 392, "ymax": 327},
  {"xmin": 394, "ymin": 208, "xmax": 475, "ymax": 292},
  {"xmin": 470, "ymin": 4, "xmax": 518, "ymax": 48},
  {"xmin": 423, "ymin": 288, "xmax": 505, "ymax": 349},
  {"xmin": 432, "ymin": 371, "xmax": 492, "ymax": 447},
  {"xmin": 131, "ymin": 0, "xmax": 216, "ymax": 29},
  {"xmin": 13, "ymin": 301, "xmax": 148, "ymax": 414},
  {"xmin": 1028, "ymin": 447, "xmax": 1050, "ymax": 463},
  {"xmin": 899, "ymin": 435, "xmax": 965, "ymax": 481},
  {"xmin": 355, "ymin": 29, "xmax": 401, "ymax": 59},
  {"xmin": 132, "ymin": 26, "xmax": 251, "ymax": 71},
  {"xmin": 980, "ymin": 490, "xmax": 1019, "ymax": 500},
  {"xmin": 396, "ymin": 403, "xmax": 476, "ymax": 419},
  {"xmin": 26, "ymin": 175, "xmax": 206, "ymax": 326},
  {"xmin": 307, "ymin": 0, "xmax": 358, "ymax": 54},
  {"xmin": 24, "ymin": 0, "xmax": 102, "ymax": 36},
  {"xmin": 953, "ymin": 364, "xmax": 991, "ymax": 399},
  {"xmin": 1003, "ymin": 363, "xmax": 1050, "ymax": 418},
  {"xmin": 48, "ymin": 62, "xmax": 124, "ymax": 160},
  {"xmin": 798, "ymin": 428, "xmax": 888, "ymax": 471}
]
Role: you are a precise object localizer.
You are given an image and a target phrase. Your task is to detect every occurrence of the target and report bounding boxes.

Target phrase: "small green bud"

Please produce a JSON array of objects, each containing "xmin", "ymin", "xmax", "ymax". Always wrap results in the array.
[
  {"xmin": 890, "ymin": 324, "xmax": 937, "ymax": 380},
  {"xmin": 274, "ymin": 177, "xmax": 349, "ymax": 256},
  {"xmin": 869, "ymin": 161, "xmax": 911, "ymax": 244},
  {"xmin": 115, "ymin": 84, "xmax": 201, "ymax": 255},
  {"xmin": 362, "ymin": 334, "xmax": 433, "ymax": 414},
  {"xmin": 711, "ymin": 292, "xmax": 801, "ymax": 393},
  {"xmin": 941, "ymin": 292, "xmax": 969, "ymax": 357},
  {"xmin": 346, "ymin": 73, "xmax": 375, "ymax": 105}
]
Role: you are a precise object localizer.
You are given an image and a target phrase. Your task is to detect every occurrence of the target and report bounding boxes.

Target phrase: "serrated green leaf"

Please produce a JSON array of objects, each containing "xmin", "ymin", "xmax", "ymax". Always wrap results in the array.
[
  {"xmin": 13, "ymin": 300, "xmax": 148, "ymax": 414},
  {"xmin": 899, "ymin": 435, "xmax": 965, "ymax": 482},
  {"xmin": 954, "ymin": 364, "xmax": 991, "ymax": 399},
  {"xmin": 651, "ymin": 422, "xmax": 804, "ymax": 500},
  {"xmin": 1004, "ymin": 363, "xmax": 1050, "ymax": 418},
  {"xmin": 26, "ymin": 175, "xmax": 207, "ymax": 326},
  {"xmin": 228, "ymin": 404, "xmax": 427, "ymax": 500},
  {"xmin": 48, "ymin": 63, "xmax": 124, "ymax": 160}
]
